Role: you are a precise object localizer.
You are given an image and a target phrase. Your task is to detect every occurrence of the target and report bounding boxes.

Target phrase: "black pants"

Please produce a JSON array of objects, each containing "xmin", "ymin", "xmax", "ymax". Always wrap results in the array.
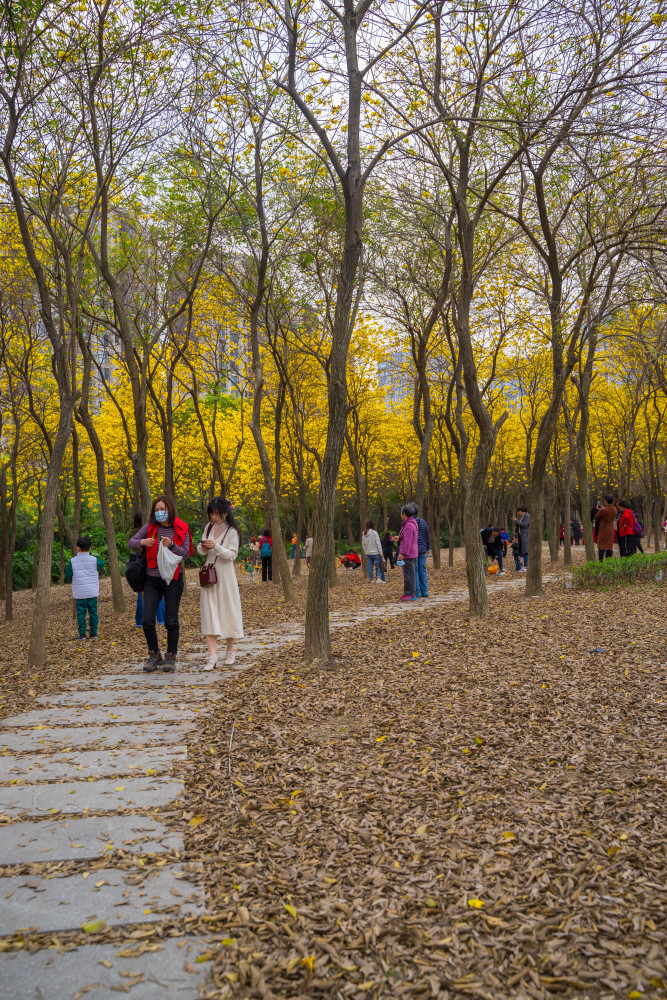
[
  {"xmin": 402, "ymin": 557, "xmax": 417, "ymax": 596},
  {"xmin": 383, "ymin": 549, "xmax": 396, "ymax": 569},
  {"xmin": 142, "ymin": 573, "xmax": 184, "ymax": 654},
  {"xmin": 619, "ymin": 535, "xmax": 636, "ymax": 558},
  {"xmin": 261, "ymin": 556, "xmax": 272, "ymax": 582},
  {"xmin": 598, "ymin": 549, "xmax": 613, "ymax": 560}
]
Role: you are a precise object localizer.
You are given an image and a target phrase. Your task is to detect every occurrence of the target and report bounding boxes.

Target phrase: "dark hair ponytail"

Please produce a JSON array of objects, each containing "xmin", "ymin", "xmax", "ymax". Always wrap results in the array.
[{"xmin": 207, "ymin": 496, "xmax": 242, "ymax": 542}]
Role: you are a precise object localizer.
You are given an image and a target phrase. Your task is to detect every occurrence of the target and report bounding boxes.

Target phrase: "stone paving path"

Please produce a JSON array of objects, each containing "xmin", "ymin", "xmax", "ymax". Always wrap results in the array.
[{"xmin": 0, "ymin": 574, "xmax": 542, "ymax": 998}]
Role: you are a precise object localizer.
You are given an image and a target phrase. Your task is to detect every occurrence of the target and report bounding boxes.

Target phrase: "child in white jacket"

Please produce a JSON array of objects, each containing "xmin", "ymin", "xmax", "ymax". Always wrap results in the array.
[{"xmin": 65, "ymin": 537, "xmax": 105, "ymax": 640}]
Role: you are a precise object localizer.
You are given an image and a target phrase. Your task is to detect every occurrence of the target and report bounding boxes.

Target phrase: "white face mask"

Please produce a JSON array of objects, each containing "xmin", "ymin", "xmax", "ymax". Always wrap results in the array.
[{"xmin": 155, "ymin": 510, "xmax": 168, "ymax": 523}]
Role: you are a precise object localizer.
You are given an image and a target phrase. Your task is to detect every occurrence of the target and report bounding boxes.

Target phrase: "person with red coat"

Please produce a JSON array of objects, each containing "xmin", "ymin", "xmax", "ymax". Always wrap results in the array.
[
  {"xmin": 617, "ymin": 500, "xmax": 637, "ymax": 559},
  {"xmin": 130, "ymin": 495, "xmax": 193, "ymax": 672},
  {"xmin": 342, "ymin": 549, "xmax": 361, "ymax": 569}
]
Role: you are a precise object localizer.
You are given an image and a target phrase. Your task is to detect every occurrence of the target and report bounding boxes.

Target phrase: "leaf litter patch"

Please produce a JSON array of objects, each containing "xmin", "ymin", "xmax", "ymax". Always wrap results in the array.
[{"xmin": 180, "ymin": 584, "xmax": 666, "ymax": 999}]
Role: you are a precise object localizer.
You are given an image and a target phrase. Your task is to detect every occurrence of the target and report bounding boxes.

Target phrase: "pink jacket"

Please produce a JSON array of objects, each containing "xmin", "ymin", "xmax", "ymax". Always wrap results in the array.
[{"xmin": 398, "ymin": 517, "xmax": 418, "ymax": 559}]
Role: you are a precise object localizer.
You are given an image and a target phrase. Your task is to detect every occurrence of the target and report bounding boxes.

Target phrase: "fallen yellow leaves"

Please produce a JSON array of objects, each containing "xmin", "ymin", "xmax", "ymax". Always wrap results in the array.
[
  {"xmin": 81, "ymin": 918, "xmax": 107, "ymax": 933},
  {"xmin": 467, "ymin": 899, "xmax": 484, "ymax": 909},
  {"xmin": 188, "ymin": 815, "xmax": 206, "ymax": 827}
]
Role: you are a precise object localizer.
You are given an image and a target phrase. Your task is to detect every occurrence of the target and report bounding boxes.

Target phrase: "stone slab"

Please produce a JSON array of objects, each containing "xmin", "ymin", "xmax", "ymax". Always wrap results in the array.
[
  {"xmin": 0, "ymin": 815, "xmax": 182, "ymax": 865},
  {"xmin": 0, "ymin": 722, "xmax": 192, "ymax": 754},
  {"xmin": 64, "ymin": 672, "xmax": 219, "ymax": 689},
  {"xmin": 0, "ymin": 746, "xmax": 186, "ymax": 785},
  {"xmin": 0, "ymin": 776, "xmax": 185, "ymax": 817},
  {"xmin": 2, "ymin": 706, "xmax": 197, "ymax": 729},
  {"xmin": 0, "ymin": 864, "xmax": 204, "ymax": 935},
  {"xmin": 0, "ymin": 936, "xmax": 214, "ymax": 999},
  {"xmin": 36, "ymin": 688, "xmax": 220, "ymax": 707}
]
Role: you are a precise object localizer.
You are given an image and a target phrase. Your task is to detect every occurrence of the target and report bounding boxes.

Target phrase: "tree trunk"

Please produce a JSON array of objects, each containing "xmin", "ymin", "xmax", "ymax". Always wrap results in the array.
[
  {"xmin": 0, "ymin": 466, "xmax": 7, "ymax": 605},
  {"xmin": 300, "ymin": 4, "xmax": 369, "ymax": 662},
  {"xmin": 71, "ymin": 425, "xmax": 82, "ymax": 543},
  {"xmin": 430, "ymin": 506, "xmax": 441, "ymax": 570},
  {"xmin": 414, "ymin": 410, "xmax": 435, "ymax": 512},
  {"xmin": 345, "ymin": 431, "xmax": 368, "ymax": 575},
  {"xmin": 32, "ymin": 498, "xmax": 42, "ymax": 591},
  {"xmin": 463, "ymin": 426, "xmax": 501, "ymax": 616},
  {"xmin": 525, "ymin": 376, "xmax": 568, "ymax": 594},
  {"xmin": 544, "ymin": 486, "xmax": 559, "ymax": 563},
  {"xmin": 5, "ymin": 492, "xmax": 17, "ymax": 621},
  {"xmin": 562, "ymin": 459, "xmax": 574, "ymax": 567},
  {"xmin": 292, "ymin": 490, "xmax": 305, "ymax": 577},
  {"xmin": 329, "ymin": 540, "xmax": 338, "ymax": 588},
  {"xmin": 577, "ymin": 450, "xmax": 595, "ymax": 561},
  {"xmin": 250, "ymin": 416, "xmax": 295, "ymax": 601},
  {"xmin": 345, "ymin": 511, "xmax": 355, "ymax": 548},
  {"xmin": 447, "ymin": 510, "xmax": 455, "ymax": 567},
  {"xmin": 28, "ymin": 396, "xmax": 76, "ymax": 668},
  {"xmin": 76, "ymin": 404, "xmax": 126, "ymax": 613}
]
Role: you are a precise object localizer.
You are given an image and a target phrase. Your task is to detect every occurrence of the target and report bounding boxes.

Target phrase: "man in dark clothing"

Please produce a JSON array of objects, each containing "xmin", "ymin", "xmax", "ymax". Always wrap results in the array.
[
  {"xmin": 381, "ymin": 531, "xmax": 396, "ymax": 569},
  {"xmin": 481, "ymin": 525, "xmax": 505, "ymax": 574},
  {"xmin": 512, "ymin": 506, "xmax": 530, "ymax": 570}
]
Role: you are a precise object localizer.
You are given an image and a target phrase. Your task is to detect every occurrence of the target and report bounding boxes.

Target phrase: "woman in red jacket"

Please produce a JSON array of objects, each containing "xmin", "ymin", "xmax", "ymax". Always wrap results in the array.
[
  {"xmin": 617, "ymin": 501, "xmax": 637, "ymax": 559},
  {"xmin": 130, "ymin": 495, "xmax": 193, "ymax": 672}
]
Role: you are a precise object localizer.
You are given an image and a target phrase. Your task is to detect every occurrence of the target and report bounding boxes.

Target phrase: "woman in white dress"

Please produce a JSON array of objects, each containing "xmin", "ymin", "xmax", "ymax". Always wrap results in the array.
[{"xmin": 198, "ymin": 498, "xmax": 243, "ymax": 670}]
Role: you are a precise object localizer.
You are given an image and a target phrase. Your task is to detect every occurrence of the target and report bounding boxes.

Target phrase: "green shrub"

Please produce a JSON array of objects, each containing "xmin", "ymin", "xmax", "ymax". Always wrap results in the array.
[{"xmin": 571, "ymin": 550, "xmax": 667, "ymax": 589}]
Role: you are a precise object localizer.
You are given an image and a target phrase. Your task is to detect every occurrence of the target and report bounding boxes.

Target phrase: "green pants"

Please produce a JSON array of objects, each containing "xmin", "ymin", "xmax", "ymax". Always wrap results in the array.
[{"xmin": 76, "ymin": 597, "xmax": 98, "ymax": 637}]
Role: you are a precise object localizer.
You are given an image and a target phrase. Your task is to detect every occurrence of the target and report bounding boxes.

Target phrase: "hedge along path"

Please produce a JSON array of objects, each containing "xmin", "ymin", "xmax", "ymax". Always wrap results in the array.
[{"xmin": 0, "ymin": 574, "xmax": 542, "ymax": 997}]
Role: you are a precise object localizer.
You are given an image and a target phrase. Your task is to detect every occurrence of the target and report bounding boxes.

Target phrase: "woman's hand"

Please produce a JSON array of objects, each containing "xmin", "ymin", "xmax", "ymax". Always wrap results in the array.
[
  {"xmin": 161, "ymin": 536, "xmax": 173, "ymax": 548},
  {"xmin": 202, "ymin": 539, "xmax": 216, "ymax": 550},
  {"xmin": 141, "ymin": 536, "xmax": 157, "ymax": 548}
]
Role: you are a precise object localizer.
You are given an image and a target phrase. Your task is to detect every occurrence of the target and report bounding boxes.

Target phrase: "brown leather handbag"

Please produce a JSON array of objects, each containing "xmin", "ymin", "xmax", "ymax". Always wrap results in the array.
[{"xmin": 198, "ymin": 524, "xmax": 229, "ymax": 587}]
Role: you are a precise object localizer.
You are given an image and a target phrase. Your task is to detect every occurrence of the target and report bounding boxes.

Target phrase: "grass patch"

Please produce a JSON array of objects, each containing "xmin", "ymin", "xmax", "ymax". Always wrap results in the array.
[{"xmin": 571, "ymin": 549, "xmax": 667, "ymax": 589}]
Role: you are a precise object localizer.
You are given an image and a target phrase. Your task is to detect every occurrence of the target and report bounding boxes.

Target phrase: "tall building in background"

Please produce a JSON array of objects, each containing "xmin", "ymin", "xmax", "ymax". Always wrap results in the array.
[{"xmin": 378, "ymin": 348, "xmax": 413, "ymax": 407}]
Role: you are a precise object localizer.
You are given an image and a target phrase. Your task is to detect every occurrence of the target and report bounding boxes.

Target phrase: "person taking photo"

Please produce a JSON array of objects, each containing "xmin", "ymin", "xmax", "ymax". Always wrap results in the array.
[{"xmin": 129, "ymin": 495, "xmax": 193, "ymax": 673}]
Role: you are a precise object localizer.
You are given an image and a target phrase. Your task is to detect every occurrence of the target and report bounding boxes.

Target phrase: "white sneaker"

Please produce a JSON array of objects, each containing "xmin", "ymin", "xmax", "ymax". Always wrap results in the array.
[
  {"xmin": 224, "ymin": 651, "xmax": 236, "ymax": 666},
  {"xmin": 203, "ymin": 656, "xmax": 217, "ymax": 671}
]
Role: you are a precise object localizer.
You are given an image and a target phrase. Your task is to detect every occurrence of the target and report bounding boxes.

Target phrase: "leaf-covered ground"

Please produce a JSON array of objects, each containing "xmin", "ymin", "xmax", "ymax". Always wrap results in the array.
[
  {"xmin": 183, "ymin": 582, "xmax": 666, "ymax": 1000},
  {"xmin": 1, "ymin": 555, "xmax": 664, "ymax": 999}
]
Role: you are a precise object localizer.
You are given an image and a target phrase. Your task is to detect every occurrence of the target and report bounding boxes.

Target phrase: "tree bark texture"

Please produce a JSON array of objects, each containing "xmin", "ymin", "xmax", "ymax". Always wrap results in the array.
[{"xmin": 27, "ymin": 396, "xmax": 76, "ymax": 667}]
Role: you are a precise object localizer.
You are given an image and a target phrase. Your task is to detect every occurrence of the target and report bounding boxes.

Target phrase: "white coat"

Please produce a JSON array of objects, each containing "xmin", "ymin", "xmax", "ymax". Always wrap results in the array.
[
  {"xmin": 198, "ymin": 523, "xmax": 244, "ymax": 639},
  {"xmin": 361, "ymin": 529, "xmax": 382, "ymax": 557}
]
